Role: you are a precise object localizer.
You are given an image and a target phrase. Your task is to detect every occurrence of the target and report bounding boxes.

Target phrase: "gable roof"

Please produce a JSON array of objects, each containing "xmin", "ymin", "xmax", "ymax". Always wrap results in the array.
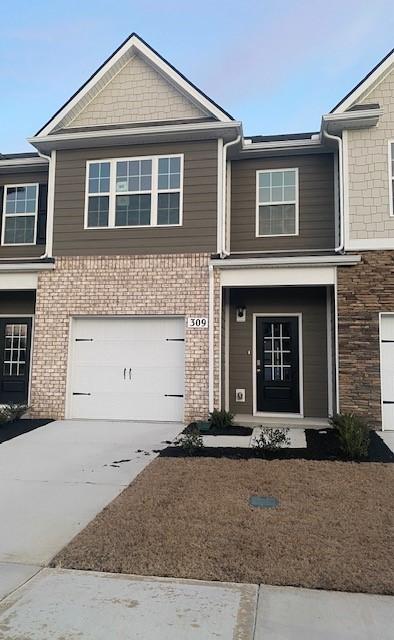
[
  {"xmin": 35, "ymin": 32, "xmax": 233, "ymax": 137},
  {"xmin": 331, "ymin": 47, "xmax": 394, "ymax": 113}
]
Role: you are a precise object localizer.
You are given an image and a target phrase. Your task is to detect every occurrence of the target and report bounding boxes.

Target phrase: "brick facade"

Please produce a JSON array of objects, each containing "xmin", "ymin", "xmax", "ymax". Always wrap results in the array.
[
  {"xmin": 30, "ymin": 254, "xmax": 220, "ymax": 423},
  {"xmin": 337, "ymin": 251, "xmax": 394, "ymax": 425}
]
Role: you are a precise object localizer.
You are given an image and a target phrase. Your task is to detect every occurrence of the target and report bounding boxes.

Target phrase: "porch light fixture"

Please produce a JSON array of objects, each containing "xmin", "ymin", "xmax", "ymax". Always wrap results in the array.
[{"xmin": 236, "ymin": 307, "xmax": 246, "ymax": 322}]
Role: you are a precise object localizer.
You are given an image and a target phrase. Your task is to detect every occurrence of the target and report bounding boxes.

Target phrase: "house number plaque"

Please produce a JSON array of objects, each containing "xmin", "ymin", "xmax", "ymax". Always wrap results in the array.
[{"xmin": 187, "ymin": 317, "xmax": 208, "ymax": 328}]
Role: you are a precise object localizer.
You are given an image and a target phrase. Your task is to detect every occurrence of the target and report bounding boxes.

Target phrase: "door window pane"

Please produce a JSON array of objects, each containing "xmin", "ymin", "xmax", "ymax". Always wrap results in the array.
[
  {"xmin": 262, "ymin": 321, "xmax": 293, "ymax": 382},
  {"xmin": 3, "ymin": 324, "xmax": 27, "ymax": 377}
]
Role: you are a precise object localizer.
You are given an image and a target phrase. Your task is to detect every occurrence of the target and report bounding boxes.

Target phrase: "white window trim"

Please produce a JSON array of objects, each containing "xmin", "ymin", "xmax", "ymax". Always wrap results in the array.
[
  {"xmin": 84, "ymin": 154, "xmax": 184, "ymax": 230},
  {"xmin": 255, "ymin": 167, "xmax": 299, "ymax": 238},
  {"xmin": 388, "ymin": 140, "xmax": 394, "ymax": 217},
  {"xmin": 1, "ymin": 183, "xmax": 39, "ymax": 246}
]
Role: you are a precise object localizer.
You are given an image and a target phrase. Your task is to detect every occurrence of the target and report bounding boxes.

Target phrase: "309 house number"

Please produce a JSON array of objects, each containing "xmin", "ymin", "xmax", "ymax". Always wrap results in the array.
[{"xmin": 187, "ymin": 317, "xmax": 208, "ymax": 328}]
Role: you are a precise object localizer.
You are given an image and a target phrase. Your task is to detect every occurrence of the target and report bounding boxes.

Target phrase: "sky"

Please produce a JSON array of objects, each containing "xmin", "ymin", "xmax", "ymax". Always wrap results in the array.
[{"xmin": 0, "ymin": 0, "xmax": 393, "ymax": 152}]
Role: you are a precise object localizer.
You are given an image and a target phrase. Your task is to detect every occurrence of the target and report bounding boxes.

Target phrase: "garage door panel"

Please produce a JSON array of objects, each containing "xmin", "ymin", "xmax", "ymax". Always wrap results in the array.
[
  {"xmin": 69, "ymin": 317, "xmax": 185, "ymax": 422},
  {"xmin": 380, "ymin": 316, "xmax": 394, "ymax": 431}
]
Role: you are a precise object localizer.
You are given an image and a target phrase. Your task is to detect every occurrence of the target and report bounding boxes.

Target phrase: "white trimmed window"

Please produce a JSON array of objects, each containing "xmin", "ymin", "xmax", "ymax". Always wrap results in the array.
[
  {"xmin": 256, "ymin": 168, "xmax": 299, "ymax": 237},
  {"xmin": 85, "ymin": 155, "xmax": 183, "ymax": 229},
  {"xmin": 390, "ymin": 142, "xmax": 394, "ymax": 216},
  {"xmin": 2, "ymin": 184, "xmax": 38, "ymax": 245}
]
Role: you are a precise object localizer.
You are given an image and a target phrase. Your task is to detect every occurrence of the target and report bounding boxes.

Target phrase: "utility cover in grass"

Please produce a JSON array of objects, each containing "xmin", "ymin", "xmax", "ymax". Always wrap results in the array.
[{"xmin": 249, "ymin": 495, "xmax": 278, "ymax": 508}]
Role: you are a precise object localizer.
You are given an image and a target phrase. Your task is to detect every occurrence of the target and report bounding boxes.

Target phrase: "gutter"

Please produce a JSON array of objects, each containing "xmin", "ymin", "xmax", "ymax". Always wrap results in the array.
[{"xmin": 29, "ymin": 120, "xmax": 242, "ymax": 150}]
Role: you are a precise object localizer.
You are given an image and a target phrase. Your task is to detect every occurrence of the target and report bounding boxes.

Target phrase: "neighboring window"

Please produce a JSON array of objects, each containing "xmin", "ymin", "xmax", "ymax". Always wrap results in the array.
[
  {"xmin": 390, "ymin": 142, "xmax": 394, "ymax": 216},
  {"xmin": 2, "ymin": 184, "xmax": 38, "ymax": 245},
  {"xmin": 256, "ymin": 168, "xmax": 298, "ymax": 237},
  {"xmin": 85, "ymin": 155, "xmax": 183, "ymax": 229}
]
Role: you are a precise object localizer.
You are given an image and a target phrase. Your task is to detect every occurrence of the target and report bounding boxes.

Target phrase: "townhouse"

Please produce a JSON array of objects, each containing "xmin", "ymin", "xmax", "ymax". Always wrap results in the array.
[{"xmin": 0, "ymin": 34, "xmax": 393, "ymax": 429}]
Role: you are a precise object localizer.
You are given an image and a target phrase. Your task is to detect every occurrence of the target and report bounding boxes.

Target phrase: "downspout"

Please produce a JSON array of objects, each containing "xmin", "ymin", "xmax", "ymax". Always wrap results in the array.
[
  {"xmin": 322, "ymin": 128, "xmax": 344, "ymax": 253},
  {"xmin": 208, "ymin": 263, "xmax": 215, "ymax": 412},
  {"xmin": 38, "ymin": 150, "xmax": 56, "ymax": 259},
  {"xmin": 322, "ymin": 127, "xmax": 343, "ymax": 417},
  {"xmin": 221, "ymin": 134, "xmax": 241, "ymax": 257}
]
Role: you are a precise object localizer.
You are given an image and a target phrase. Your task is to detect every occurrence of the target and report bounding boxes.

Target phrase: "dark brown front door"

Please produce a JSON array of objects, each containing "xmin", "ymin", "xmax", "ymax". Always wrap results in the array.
[
  {"xmin": 0, "ymin": 318, "xmax": 32, "ymax": 405},
  {"xmin": 256, "ymin": 316, "xmax": 300, "ymax": 413}
]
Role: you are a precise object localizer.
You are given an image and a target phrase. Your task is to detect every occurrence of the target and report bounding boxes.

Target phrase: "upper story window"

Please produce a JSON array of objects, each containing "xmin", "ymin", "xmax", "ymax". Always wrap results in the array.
[
  {"xmin": 390, "ymin": 142, "xmax": 394, "ymax": 216},
  {"xmin": 85, "ymin": 155, "xmax": 183, "ymax": 229},
  {"xmin": 256, "ymin": 168, "xmax": 299, "ymax": 237},
  {"xmin": 1, "ymin": 184, "xmax": 38, "ymax": 245}
]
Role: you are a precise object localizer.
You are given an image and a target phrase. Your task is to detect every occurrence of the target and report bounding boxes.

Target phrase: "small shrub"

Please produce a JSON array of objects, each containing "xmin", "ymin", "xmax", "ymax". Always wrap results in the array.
[
  {"xmin": 7, "ymin": 404, "xmax": 28, "ymax": 422},
  {"xmin": 208, "ymin": 409, "xmax": 234, "ymax": 430},
  {"xmin": 0, "ymin": 404, "xmax": 28, "ymax": 425},
  {"xmin": 175, "ymin": 426, "xmax": 204, "ymax": 455},
  {"xmin": 252, "ymin": 427, "xmax": 290, "ymax": 456},
  {"xmin": 0, "ymin": 406, "xmax": 11, "ymax": 424},
  {"xmin": 329, "ymin": 413, "xmax": 369, "ymax": 460}
]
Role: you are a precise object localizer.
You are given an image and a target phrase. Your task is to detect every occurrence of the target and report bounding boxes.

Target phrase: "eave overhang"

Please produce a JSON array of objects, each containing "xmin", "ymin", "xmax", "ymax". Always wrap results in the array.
[
  {"xmin": 28, "ymin": 121, "xmax": 242, "ymax": 153},
  {"xmin": 210, "ymin": 255, "xmax": 362, "ymax": 269},
  {"xmin": 322, "ymin": 108, "xmax": 382, "ymax": 135},
  {"xmin": 0, "ymin": 157, "xmax": 49, "ymax": 174}
]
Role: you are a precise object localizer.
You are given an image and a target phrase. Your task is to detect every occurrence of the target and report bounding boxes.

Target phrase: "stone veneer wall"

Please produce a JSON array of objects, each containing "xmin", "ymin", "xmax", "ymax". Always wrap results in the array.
[
  {"xmin": 30, "ymin": 254, "xmax": 220, "ymax": 422},
  {"xmin": 337, "ymin": 251, "xmax": 394, "ymax": 426}
]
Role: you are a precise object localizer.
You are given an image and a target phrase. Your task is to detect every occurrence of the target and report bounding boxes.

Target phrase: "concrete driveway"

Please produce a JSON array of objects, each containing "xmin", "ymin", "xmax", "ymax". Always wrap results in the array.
[{"xmin": 0, "ymin": 419, "xmax": 182, "ymax": 598}]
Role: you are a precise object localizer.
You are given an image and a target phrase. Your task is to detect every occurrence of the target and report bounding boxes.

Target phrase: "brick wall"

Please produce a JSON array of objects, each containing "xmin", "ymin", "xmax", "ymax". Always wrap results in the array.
[
  {"xmin": 337, "ymin": 251, "xmax": 394, "ymax": 425},
  {"xmin": 30, "ymin": 254, "xmax": 220, "ymax": 422}
]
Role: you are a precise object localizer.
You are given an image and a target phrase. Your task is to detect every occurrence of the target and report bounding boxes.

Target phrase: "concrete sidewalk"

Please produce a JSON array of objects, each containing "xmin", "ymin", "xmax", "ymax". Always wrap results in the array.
[
  {"xmin": 0, "ymin": 419, "xmax": 182, "ymax": 601},
  {"xmin": 0, "ymin": 568, "xmax": 392, "ymax": 639}
]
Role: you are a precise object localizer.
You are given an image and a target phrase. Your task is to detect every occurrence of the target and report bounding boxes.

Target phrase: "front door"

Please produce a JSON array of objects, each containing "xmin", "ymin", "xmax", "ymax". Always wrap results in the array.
[
  {"xmin": 256, "ymin": 316, "xmax": 300, "ymax": 414},
  {"xmin": 0, "ymin": 318, "xmax": 32, "ymax": 405}
]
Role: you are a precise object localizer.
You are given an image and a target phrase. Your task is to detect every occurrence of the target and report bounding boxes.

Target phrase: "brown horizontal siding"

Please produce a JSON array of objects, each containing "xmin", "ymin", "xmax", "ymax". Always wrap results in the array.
[
  {"xmin": 228, "ymin": 287, "xmax": 328, "ymax": 418},
  {"xmin": 231, "ymin": 154, "xmax": 335, "ymax": 252},
  {"xmin": 53, "ymin": 141, "xmax": 218, "ymax": 256},
  {"xmin": 0, "ymin": 169, "xmax": 48, "ymax": 259},
  {"xmin": 0, "ymin": 290, "xmax": 35, "ymax": 314}
]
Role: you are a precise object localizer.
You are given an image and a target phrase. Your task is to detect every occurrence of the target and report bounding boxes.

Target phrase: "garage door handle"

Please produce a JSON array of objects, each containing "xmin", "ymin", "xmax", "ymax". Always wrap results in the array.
[
  {"xmin": 165, "ymin": 394, "xmax": 184, "ymax": 398},
  {"xmin": 129, "ymin": 368, "xmax": 132, "ymax": 380},
  {"xmin": 123, "ymin": 367, "xmax": 126, "ymax": 380},
  {"xmin": 73, "ymin": 392, "xmax": 91, "ymax": 396}
]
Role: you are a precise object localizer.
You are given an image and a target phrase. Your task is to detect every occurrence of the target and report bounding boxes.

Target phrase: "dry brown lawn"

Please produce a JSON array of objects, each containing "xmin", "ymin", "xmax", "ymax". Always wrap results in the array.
[{"xmin": 52, "ymin": 457, "xmax": 394, "ymax": 594}]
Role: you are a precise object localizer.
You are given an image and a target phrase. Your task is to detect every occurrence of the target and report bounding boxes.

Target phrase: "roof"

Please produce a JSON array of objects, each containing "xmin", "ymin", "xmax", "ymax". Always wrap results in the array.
[
  {"xmin": 247, "ymin": 132, "xmax": 319, "ymax": 143},
  {"xmin": 35, "ymin": 32, "xmax": 234, "ymax": 137},
  {"xmin": 331, "ymin": 47, "xmax": 394, "ymax": 113},
  {"xmin": 0, "ymin": 152, "xmax": 40, "ymax": 159}
]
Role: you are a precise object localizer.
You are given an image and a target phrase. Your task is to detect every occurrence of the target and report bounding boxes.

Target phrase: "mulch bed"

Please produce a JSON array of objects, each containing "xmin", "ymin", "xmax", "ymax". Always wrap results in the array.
[
  {"xmin": 52, "ymin": 456, "xmax": 394, "ymax": 595},
  {"xmin": 184, "ymin": 422, "xmax": 253, "ymax": 436},
  {"xmin": 0, "ymin": 418, "xmax": 53, "ymax": 444},
  {"xmin": 166, "ymin": 428, "xmax": 393, "ymax": 463}
]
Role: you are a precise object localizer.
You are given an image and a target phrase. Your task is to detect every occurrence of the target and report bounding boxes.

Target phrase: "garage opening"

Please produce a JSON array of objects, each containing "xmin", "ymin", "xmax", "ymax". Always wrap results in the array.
[{"xmin": 68, "ymin": 317, "xmax": 185, "ymax": 422}]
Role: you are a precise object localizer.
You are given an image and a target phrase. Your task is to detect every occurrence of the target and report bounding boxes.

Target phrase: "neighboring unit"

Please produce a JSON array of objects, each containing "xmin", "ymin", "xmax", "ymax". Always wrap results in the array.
[{"xmin": 0, "ymin": 34, "xmax": 393, "ymax": 430}]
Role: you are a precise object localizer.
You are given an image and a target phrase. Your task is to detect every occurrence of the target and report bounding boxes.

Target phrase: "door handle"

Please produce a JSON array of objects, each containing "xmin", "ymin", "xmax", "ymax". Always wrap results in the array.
[
  {"xmin": 123, "ymin": 367, "xmax": 126, "ymax": 380},
  {"xmin": 129, "ymin": 368, "xmax": 132, "ymax": 380}
]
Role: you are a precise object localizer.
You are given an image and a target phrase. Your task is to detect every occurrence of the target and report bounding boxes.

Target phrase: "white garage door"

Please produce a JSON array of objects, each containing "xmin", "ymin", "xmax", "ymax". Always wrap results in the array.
[
  {"xmin": 381, "ymin": 314, "xmax": 394, "ymax": 431},
  {"xmin": 68, "ymin": 317, "xmax": 185, "ymax": 422}
]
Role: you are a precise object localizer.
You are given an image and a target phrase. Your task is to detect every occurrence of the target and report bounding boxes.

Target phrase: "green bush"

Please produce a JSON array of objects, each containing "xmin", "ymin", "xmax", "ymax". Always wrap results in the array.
[
  {"xmin": 0, "ymin": 404, "xmax": 28, "ymax": 425},
  {"xmin": 329, "ymin": 413, "xmax": 369, "ymax": 460},
  {"xmin": 252, "ymin": 427, "xmax": 290, "ymax": 456},
  {"xmin": 175, "ymin": 426, "xmax": 204, "ymax": 455},
  {"xmin": 208, "ymin": 409, "xmax": 234, "ymax": 430}
]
